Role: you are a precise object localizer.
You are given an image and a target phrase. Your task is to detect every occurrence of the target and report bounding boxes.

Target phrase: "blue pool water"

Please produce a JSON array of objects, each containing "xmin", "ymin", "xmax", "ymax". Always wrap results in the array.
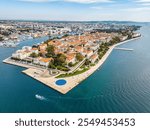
[{"xmin": 56, "ymin": 79, "xmax": 67, "ymax": 86}]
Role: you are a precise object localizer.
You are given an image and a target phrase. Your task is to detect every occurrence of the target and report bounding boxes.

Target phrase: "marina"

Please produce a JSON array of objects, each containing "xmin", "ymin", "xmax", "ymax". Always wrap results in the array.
[{"xmin": 0, "ymin": 41, "xmax": 19, "ymax": 48}]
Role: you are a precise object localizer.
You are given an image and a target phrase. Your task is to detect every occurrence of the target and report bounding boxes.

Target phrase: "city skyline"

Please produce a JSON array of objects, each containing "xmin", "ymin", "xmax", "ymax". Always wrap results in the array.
[{"xmin": 0, "ymin": 0, "xmax": 150, "ymax": 22}]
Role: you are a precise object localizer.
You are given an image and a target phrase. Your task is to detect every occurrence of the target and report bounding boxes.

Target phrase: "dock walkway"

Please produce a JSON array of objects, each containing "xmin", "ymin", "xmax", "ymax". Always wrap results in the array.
[{"xmin": 114, "ymin": 47, "xmax": 134, "ymax": 51}]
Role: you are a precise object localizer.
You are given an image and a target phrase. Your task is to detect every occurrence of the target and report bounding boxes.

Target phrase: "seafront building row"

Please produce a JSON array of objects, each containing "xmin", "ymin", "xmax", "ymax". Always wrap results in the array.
[{"xmin": 11, "ymin": 32, "xmax": 129, "ymax": 67}]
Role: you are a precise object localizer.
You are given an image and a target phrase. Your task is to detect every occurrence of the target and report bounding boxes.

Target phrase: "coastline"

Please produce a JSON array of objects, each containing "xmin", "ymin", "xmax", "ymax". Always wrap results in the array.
[{"xmin": 3, "ymin": 37, "xmax": 140, "ymax": 94}]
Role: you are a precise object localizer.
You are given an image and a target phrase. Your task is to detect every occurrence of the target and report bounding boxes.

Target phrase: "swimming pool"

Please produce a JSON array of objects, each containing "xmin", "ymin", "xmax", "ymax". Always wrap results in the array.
[{"xmin": 55, "ymin": 79, "xmax": 67, "ymax": 86}]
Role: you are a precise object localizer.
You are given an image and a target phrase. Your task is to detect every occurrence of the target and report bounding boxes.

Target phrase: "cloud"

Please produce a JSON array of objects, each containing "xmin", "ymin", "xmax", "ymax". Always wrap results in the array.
[
  {"xmin": 19, "ymin": 0, "xmax": 51, "ymax": 2},
  {"xmin": 135, "ymin": 0, "xmax": 150, "ymax": 4},
  {"xmin": 141, "ymin": 3, "xmax": 150, "ymax": 5},
  {"xmin": 64, "ymin": 0, "xmax": 113, "ymax": 4},
  {"xmin": 18, "ymin": 0, "xmax": 114, "ymax": 3},
  {"xmin": 90, "ymin": 6, "xmax": 103, "ymax": 9},
  {"xmin": 136, "ymin": 0, "xmax": 150, "ymax": 2},
  {"xmin": 134, "ymin": 0, "xmax": 150, "ymax": 7},
  {"xmin": 123, "ymin": 7, "xmax": 150, "ymax": 11}
]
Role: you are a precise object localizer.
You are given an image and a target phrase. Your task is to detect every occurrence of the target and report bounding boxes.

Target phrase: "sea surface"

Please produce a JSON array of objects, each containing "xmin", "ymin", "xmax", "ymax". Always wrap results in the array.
[{"xmin": 0, "ymin": 24, "xmax": 150, "ymax": 113}]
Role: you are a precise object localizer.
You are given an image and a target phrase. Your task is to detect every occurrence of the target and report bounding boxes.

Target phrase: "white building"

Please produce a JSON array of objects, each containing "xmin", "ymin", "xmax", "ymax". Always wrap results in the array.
[
  {"xmin": 31, "ymin": 48, "xmax": 39, "ymax": 54},
  {"xmin": 33, "ymin": 57, "xmax": 53, "ymax": 67},
  {"xmin": 12, "ymin": 48, "xmax": 32, "ymax": 60},
  {"xmin": 132, "ymin": 33, "xmax": 141, "ymax": 38}
]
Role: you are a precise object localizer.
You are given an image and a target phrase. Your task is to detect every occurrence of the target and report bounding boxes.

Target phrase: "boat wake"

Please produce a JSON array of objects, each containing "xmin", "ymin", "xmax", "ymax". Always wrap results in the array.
[{"xmin": 35, "ymin": 94, "xmax": 48, "ymax": 101}]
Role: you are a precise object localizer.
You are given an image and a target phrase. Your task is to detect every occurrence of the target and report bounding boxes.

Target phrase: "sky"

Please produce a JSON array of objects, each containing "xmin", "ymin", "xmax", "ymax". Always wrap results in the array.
[{"xmin": 0, "ymin": 0, "xmax": 150, "ymax": 22}]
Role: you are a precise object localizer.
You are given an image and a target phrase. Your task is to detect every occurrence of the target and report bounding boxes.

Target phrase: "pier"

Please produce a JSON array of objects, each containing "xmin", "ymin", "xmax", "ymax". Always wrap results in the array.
[{"xmin": 114, "ymin": 47, "xmax": 134, "ymax": 51}]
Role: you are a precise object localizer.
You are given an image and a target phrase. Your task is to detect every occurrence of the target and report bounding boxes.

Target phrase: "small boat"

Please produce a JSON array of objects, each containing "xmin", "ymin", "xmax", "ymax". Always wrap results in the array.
[{"xmin": 35, "ymin": 94, "xmax": 46, "ymax": 101}]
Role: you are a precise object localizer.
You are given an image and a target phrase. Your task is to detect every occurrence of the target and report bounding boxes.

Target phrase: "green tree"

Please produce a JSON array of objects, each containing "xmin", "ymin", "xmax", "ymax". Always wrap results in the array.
[
  {"xmin": 113, "ymin": 36, "xmax": 121, "ymax": 43},
  {"xmin": 108, "ymin": 36, "xmax": 121, "ymax": 45},
  {"xmin": 38, "ymin": 52, "xmax": 43, "ymax": 57},
  {"xmin": 46, "ymin": 45, "xmax": 55, "ymax": 58},
  {"xmin": 0, "ymin": 36, "xmax": 3, "ymax": 41},
  {"xmin": 127, "ymin": 33, "xmax": 132, "ymax": 39},
  {"xmin": 30, "ymin": 52, "xmax": 38, "ymax": 58},
  {"xmin": 48, "ymin": 62, "xmax": 56, "ymax": 69},
  {"xmin": 54, "ymin": 54, "xmax": 66, "ymax": 66},
  {"xmin": 76, "ymin": 53, "xmax": 84, "ymax": 61},
  {"xmin": 68, "ymin": 62, "xmax": 73, "ymax": 67},
  {"xmin": 84, "ymin": 59, "xmax": 91, "ymax": 66}
]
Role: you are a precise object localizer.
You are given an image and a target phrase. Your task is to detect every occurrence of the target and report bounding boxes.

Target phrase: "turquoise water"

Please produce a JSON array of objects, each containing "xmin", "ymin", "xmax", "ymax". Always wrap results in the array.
[
  {"xmin": 56, "ymin": 79, "xmax": 67, "ymax": 86},
  {"xmin": 0, "ymin": 24, "xmax": 150, "ymax": 113}
]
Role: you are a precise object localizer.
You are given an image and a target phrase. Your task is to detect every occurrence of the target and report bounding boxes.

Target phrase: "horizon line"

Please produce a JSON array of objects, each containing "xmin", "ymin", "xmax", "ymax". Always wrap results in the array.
[{"xmin": 0, "ymin": 19, "xmax": 149, "ymax": 23}]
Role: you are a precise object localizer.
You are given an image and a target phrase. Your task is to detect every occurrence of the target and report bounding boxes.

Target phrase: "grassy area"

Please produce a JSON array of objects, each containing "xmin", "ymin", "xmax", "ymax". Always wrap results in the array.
[
  {"xmin": 90, "ymin": 63, "xmax": 95, "ymax": 66},
  {"xmin": 56, "ymin": 68, "xmax": 89, "ymax": 78},
  {"xmin": 56, "ymin": 65, "xmax": 70, "ymax": 71},
  {"xmin": 68, "ymin": 62, "xmax": 79, "ymax": 67}
]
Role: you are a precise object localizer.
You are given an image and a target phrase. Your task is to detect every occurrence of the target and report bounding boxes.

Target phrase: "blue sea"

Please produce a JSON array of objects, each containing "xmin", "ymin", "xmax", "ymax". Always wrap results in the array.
[{"xmin": 0, "ymin": 23, "xmax": 150, "ymax": 113}]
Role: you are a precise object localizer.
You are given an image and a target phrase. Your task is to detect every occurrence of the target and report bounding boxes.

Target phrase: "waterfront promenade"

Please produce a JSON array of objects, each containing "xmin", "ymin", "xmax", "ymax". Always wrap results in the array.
[{"xmin": 3, "ymin": 37, "xmax": 140, "ymax": 94}]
